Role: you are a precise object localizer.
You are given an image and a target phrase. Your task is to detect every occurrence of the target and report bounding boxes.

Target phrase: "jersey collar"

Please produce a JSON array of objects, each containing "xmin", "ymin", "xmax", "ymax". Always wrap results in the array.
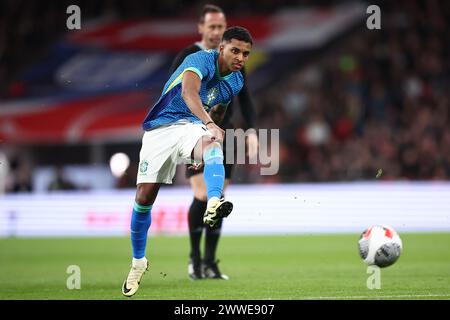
[
  {"xmin": 194, "ymin": 42, "xmax": 235, "ymax": 81},
  {"xmin": 215, "ymin": 57, "xmax": 233, "ymax": 81}
]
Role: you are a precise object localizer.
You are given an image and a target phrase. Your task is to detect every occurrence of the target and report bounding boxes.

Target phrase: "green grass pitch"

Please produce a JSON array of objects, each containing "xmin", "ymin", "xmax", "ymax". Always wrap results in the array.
[{"xmin": 1, "ymin": 233, "xmax": 449, "ymax": 300}]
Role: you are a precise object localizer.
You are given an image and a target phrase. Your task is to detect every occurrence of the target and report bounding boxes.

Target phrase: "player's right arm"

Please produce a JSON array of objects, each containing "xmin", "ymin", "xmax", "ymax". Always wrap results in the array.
[{"xmin": 181, "ymin": 71, "xmax": 224, "ymax": 141}]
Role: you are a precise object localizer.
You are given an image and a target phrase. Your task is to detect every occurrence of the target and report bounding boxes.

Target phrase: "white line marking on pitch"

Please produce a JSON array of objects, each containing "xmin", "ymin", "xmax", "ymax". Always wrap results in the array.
[{"xmin": 301, "ymin": 293, "xmax": 450, "ymax": 300}]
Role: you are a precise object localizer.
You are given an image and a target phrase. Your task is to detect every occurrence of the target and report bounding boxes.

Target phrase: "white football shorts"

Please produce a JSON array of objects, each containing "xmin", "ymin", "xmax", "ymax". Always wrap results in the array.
[{"xmin": 136, "ymin": 121, "xmax": 212, "ymax": 184}]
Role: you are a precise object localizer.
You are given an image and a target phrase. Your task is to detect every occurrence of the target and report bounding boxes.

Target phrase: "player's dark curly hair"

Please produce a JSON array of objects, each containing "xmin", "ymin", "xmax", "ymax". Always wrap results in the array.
[{"xmin": 222, "ymin": 26, "xmax": 253, "ymax": 45}]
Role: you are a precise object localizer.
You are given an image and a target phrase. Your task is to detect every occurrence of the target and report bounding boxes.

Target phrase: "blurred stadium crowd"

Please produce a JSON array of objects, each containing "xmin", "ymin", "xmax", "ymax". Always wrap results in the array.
[
  {"xmin": 249, "ymin": 0, "xmax": 449, "ymax": 183},
  {"xmin": 0, "ymin": 0, "xmax": 325, "ymax": 98},
  {"xmin": 1, "ymin": 0, "xmax": 449, "ymax": 193}
]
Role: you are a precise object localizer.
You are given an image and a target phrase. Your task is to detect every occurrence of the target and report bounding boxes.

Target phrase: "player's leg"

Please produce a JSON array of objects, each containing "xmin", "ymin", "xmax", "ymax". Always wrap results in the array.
[
  {"xmin": 202, "ymin": 132, "xmax": 233, "ymax": 279},
  {"xmin": 186, "ymin": 171, "xmax": 207, "ymax": 280},
  {"xmin": 192, "ymin": 136, "xmax": 233, "ymax": 227},
  {"xmin": 203, "ymin": 175, "xmax": 231, "ymax": 279},
  {"xmin": 179, "ymin": 124, "xmax": 233, "ymax": 278},
  {"xmin": 123, "ymin": 127, "xmax": 178, "ymax": 297},
  {"xmin": 131, "ymin": 183, "xmax": 160, "ymax": 262},
  {"xmin": 122, "ymin": 183, "xmax": 160, "ymax": 297}
]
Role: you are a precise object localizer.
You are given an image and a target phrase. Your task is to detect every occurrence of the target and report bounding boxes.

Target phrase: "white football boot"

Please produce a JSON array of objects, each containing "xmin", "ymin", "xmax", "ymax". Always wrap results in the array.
[
  {"xmin": 203, "ymin": 197, "xmax": 233, "ymax": 227},
  {"xmin": 122, "ymin": 257, "xmax": 148, "ymax": 297}
]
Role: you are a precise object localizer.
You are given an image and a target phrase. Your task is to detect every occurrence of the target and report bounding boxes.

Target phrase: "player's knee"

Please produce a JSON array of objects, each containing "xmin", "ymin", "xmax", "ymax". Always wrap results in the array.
[
  {"xmin": 203, "ymin": 140, "xmax": 221, "ymax": 151},
  {"xmin": 192, "ymin": 136, "xmax": 218, "ymax": 162},
  {"xmin": 135, "ymin": 185, "xmax": 153, "ymax": 206},
  {"xmin": 203, "ymin": 142, "xmax": 223, "ymax": 164}
]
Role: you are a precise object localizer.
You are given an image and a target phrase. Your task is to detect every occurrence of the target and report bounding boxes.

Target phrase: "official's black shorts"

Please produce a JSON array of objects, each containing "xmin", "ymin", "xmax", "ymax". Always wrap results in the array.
[{"xmin": 185, "ymin": 135, "xmax": 234, "ymax": 179}]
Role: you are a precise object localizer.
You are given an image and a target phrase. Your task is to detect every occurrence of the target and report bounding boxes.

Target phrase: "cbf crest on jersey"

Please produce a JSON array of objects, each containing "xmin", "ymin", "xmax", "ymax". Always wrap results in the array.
[{"xmin": 206, "ymin": 87, "xmax": 218, "ymax": 107}]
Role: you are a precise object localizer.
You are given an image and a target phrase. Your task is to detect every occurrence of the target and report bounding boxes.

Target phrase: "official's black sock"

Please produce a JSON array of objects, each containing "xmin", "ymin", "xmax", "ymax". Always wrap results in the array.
[
  {"xmin": 188, "ymin": 197, "xmax": 207, "ymax": 263},
  {"xmin": 204, "ymin": 218, "xmax": 223, "ymax": 265}
]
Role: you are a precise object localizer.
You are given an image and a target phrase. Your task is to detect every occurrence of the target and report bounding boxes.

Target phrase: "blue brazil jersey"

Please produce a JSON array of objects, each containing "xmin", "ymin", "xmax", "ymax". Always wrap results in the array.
[{"xmin": 142, "ymin": 50, "xmax": 244, "ymax": 130}]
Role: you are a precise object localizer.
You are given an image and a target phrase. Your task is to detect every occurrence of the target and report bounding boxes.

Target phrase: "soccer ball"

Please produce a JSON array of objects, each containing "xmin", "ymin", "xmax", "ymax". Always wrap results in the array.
[{"xmin": 358, "ymin": 225, "xmax": 403, "ymax": 268}]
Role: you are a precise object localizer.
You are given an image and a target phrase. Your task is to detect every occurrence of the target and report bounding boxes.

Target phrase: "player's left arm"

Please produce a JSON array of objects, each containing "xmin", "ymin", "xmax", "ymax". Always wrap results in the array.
[
  {"xmin": 237, "ymin": 68, "xmax": 259, "ymax": 159},
  {"xmin": 209, "ymin": 102, "xmax": 229, "ymax": 125}
]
